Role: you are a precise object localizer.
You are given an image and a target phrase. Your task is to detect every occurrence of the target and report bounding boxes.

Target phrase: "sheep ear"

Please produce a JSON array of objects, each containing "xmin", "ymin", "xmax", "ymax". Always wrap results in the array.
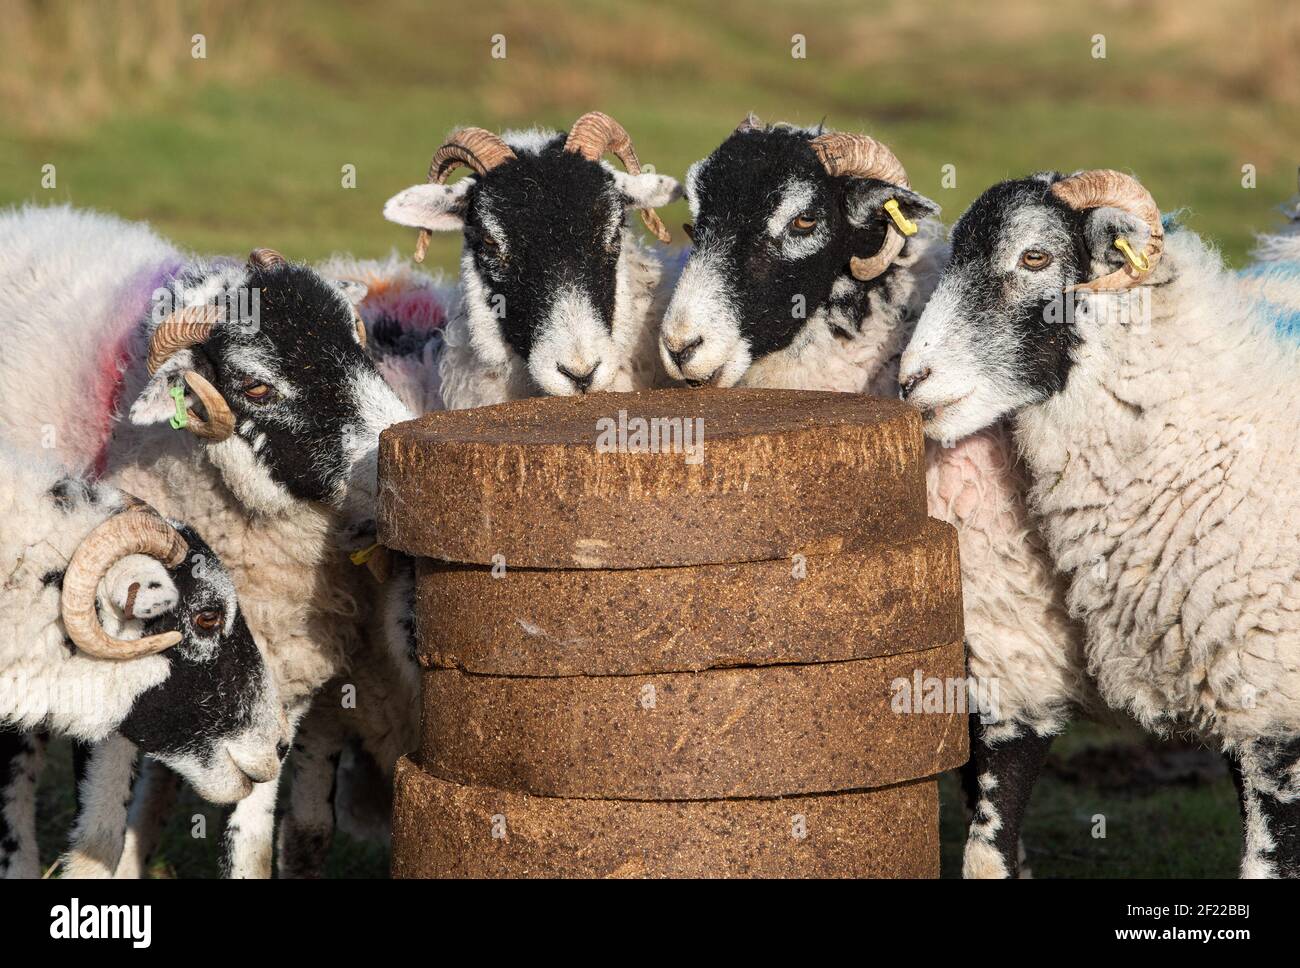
[
  {"xmin": 102, "ymin": 556, "xmax": 180, "ymax": 623},
  {"xmin": 613, "ymin": 170, "xmax": 682, "ymax": 210},
  {"xmin": 129, "ymin": 350, "xmax": 195, "ymax": 426},
  {"xmin": 1082, "ymin": 205, "xmax": 1153, "ymax": 278},
  {"xmin": 383, "ymin": 181, "xmax": 473, "ymax": 232},
  {"xmin": 845, "ymin": 182, "xmax": 941, "ymax": 230}
]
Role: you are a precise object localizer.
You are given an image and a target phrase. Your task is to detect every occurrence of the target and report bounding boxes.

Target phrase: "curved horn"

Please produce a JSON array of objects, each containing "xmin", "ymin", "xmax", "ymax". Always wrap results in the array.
[
  {"xmin": 181, "ymin": 371, "xmax": 235, "ymax": 441},
  {"xmin": 146, "ymin": 304, "xmax": 223, "ymax": 374},
  {"xmin": 413, "ymin": 128, "xmax": 517, "ymax": 262},
  {"xmin": 352, "ymin": 309, "xmax": 367, "ymax": 349},
  {"xmin": 736, "ymin": 112, "xmax": 764, "ymax": 133},
  {"xmin": 809, "ymin": 132, "xmax": 912, "ymax": 282},
  {"xmin": 61, "ymin": 510, "xmax": 189, "ymax": 661},
  {"xmin": 1050, "ymin": 169, "xmax": 1164, "ymax": 292},
  {"xmin": 564, "ymin": 111, "xmax": 671, "ymax": 244},
  {"xmin": 248, "ymin": 248, "xmax": 287, "ymax": 271}
]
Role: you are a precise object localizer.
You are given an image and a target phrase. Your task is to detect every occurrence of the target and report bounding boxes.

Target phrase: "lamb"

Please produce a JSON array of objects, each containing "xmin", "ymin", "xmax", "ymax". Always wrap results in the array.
[
  {"xmin": 0, "ymin": 204, "xmax": 413, "ymax": 877},
  {"xmin": 898, "ymin": 168, "xmax": 1300, "ymax": 877},
  {"xmin": 659, "ymin": 117, "xmax": 1089, "ymax": 878},
  {"xmin": 0, "ymin": 443, "xmax": 285, "ymax": 878},
  {"xmin": 381, "ymin": 111, "xmax": 682, "ymax": 409}
]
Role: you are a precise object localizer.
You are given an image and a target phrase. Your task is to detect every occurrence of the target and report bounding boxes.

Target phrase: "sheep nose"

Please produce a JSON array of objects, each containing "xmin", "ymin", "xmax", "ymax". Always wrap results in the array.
[
  {"xmin": 230, "ymin": 748, "xmax": 279, "ymax": 785},
  {"xmin": 276, "ymin": 741, "xmax": 290, "ymax": 761},
  {"xmin": 900, "ymin": 367, "xmax": 932, "ymax": 401},
  {"xmin": 557, "ymin": 362, "xmax": 600, "ymax": 393},
  {"xmin": 663, "ymin": 335, "xmax": 704, "ymax": 372}
]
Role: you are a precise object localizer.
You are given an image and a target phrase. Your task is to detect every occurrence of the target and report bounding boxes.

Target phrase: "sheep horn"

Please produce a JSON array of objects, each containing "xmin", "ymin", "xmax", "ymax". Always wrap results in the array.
[
  {"xmin": 145, "ymin": 305, "xmax": 235, "ymax": 442},
  {"xmin": 248, "ymin": 248, "xmax": 287, "ymax": 271},
  {"xmin": 809, "ymin": 132, "xmax": 912, "ymax": 282},
  {"xmin": 61, "ymin": 510, "xmax": 189, "ymax": 661},
  {"xmin": 146, "ymin": 304, "xmax": 224, "ymax": 374},
  {"xmin": 413, "ymin": 128, "xmax": 517, "ymax": 262},
  {"xmin": 181, "ymin": 371, "xmax": 235, "ymax": 441},
  {"xmin": 736, "ymin": 112, "xmax": 764, "ymax": 133},
  {"xmin": 1050, "ymin": 169, "xmax": 1164, "ymax": 292},
  {"xmin": 565, "ymin": 111, "xmax": 671, "ymax": 244}
]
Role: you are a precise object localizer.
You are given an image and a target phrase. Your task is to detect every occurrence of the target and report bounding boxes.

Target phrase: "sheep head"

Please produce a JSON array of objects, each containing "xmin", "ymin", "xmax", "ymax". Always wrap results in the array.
[
  {"xmin": 383, "ymin": 113, "xmax": 682, "ymax": 398},
  {"xmin": 659, "ymin": 120, "xmax": 940, "ymax": 389},
  {"xmin": 897, "ymin": 170, "xmax": 1165, "ymax": 443},
  {"xmin": 128, "ymin": 250, "xmax": 411, "ymax": 523}
]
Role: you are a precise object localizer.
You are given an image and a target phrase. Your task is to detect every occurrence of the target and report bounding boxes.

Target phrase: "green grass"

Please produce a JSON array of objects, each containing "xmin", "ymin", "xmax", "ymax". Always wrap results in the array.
[
  {"xmin": 1, "ymin": 0, "xmax": 1296, "ymax": 271},
  {"xmin": 939, "ymin": 721, "xmax": 1242, "ymax": 879}
]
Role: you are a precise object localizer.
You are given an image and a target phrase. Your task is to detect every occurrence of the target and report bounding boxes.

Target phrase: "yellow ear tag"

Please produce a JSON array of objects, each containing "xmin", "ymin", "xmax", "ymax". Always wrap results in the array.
[
  {"xmin": 1114, "ymin": 237, "xmax": 1150, "ymax": 272},
  {"xmin": 168, "ymin": 386, "xmax": 189, "ymax": 430},
  {"xmin": 884, "ymin": 198, "xmax": 919, "ymax": 236},
  {"xmin": 349, "ymin": 543, "xmax": 381, "ymax": 566}
]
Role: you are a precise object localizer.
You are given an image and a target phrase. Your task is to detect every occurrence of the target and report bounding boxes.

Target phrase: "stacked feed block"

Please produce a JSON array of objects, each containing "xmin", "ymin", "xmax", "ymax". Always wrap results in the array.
[{"xmin": 378, "ymin": 387, "xmax": 966, "ymax": 878}]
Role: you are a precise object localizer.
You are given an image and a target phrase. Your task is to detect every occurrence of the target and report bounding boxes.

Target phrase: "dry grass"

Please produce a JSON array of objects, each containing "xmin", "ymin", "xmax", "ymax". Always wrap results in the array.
[{"xmin": 0, "ymin": 0, "xmax": 281, "ymax": 133}]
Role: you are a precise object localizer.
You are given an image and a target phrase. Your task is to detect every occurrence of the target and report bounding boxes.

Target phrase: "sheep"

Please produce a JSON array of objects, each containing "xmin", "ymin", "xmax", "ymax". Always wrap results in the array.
[
  {"xmin": 0, "ymin": 442, "xmax": 285, "ymax": 878},
  {"xmin": 898, "ymin": 168, "xmax": 1300, "ymax": 878},
  {"xmin": 659, "ymin": 117, "xmax": 1090, "ymax": 879},
  {"xmin": 264, "ymin": 116, "xmax": 686, "ymax": 874},
  {"xmin": 0, "ymin": 204, "xmax": 413, "ymax": 877},
  {"xmin": 1238, "ymin": 182, "xmax": 1300, "ymax": 325},
  {"xmin": 381, "ymin": 111, "xmax": 682, "ymax": 409},
  {"xmin": 275, "ymin": 108, "xmax": 687, "ymax": 865}
]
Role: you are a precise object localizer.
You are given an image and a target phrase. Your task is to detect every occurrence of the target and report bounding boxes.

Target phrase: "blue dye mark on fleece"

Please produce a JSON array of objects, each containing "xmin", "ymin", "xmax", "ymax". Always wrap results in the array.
[
  {"xmin": 1238, "ymin": 261, "xmax": 1300, "ymax": 281},
  {"xmin": 1258, "ymin": 300, "xmax": 1300, "ymax": 339}
]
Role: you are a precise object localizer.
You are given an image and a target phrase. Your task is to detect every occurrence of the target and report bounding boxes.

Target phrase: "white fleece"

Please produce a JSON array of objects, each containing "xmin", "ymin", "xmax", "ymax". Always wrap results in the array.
[
  {"xmin": 0, "ymin": 445, "xmax": 170, "ymax": 740},
  {"xmin": 1014, "ymin": 227, "xmax": 1300, "ymax": 746}
]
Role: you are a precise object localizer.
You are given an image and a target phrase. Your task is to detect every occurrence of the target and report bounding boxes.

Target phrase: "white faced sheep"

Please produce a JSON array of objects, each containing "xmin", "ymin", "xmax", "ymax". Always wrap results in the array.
[
  {"xmin": 382, "ymin": 111, "xmax": 682, "ymax": 409},
  {"xmin": 900, "ymin": 168, "xmax": 1300, "ymax": 878},
  {"xmin": 0, "ymin": 204, "xmax": 413, "ymax": 878},
  {"xmin": 659, "ymin": 117, "xmax": 1089, "ymax": 879},
  {"xmin": 0, "ymin": 443, "xmax": 285, "ymax": 878}
]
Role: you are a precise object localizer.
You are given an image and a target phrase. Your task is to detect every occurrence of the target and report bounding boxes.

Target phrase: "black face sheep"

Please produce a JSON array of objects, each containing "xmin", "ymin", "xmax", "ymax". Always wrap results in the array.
[
  {"xmin": 659, "ymin": 116, "xmax": 943, "ymax": 389},
  {"xmin": 661, "ymin": 118, "xmax": 1088, "ymax": 879},
  {"xmin": 0, "ymin": 204, "xmax": 413, "ymax": 877},
  {"xmin": 0, "ymin": 446, "xmax": 285, "ymax": 877},
  {"xmin": 382, "ymin": 111, "xmax": 681, "ymax": 408},
  {"xmin": 900, "ymin": 169, "xmax": 1300, "ymax": 878}
]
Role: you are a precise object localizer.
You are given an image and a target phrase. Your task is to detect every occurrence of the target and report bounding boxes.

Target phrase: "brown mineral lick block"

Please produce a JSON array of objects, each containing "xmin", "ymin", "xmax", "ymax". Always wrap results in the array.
[
  {"xmin": 421, "ymin": 638, "xmax": 967, "ymax": 800},
  {"xmin": 416, "ymin": 518, "xmax": 961, "ymax": 676},
  {"xmin": 377, "ymin": 387, "xmax": 926, "ymax": 568},
  {"xmin": 391, "ymin": 757, "xmax": 940, "ymax": 878}
]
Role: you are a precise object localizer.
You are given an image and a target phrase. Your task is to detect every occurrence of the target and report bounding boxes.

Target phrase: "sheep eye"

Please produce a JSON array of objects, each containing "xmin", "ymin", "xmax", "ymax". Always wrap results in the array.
[
  {"xmin": 790, "ymin": 213, "xmax": 818, "ymax": 235},
  {"xmin": 193, "ymin": 608, "xmax": 223, "ymax": 632},
  {"xmin": 241, "ymin": 381, "xmax": 275, "ymax": 403},
  {"xmin": 682, "ymin": 222, "xmax": 695, "ymax": 242},
  {"xmin": 1019, "ymin": 249, "xmax": 1052, "ymax": 270}
]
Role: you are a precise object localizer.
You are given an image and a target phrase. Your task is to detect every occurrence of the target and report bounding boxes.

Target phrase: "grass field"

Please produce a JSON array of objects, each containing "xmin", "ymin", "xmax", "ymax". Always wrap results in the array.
[
  {"xmin": 1, "ymin": 0, "xmax": 1297, "ymax": 270},
  {"xmin": 7, "ymin": 0, "xmax": 1288, "ymax": 877}
]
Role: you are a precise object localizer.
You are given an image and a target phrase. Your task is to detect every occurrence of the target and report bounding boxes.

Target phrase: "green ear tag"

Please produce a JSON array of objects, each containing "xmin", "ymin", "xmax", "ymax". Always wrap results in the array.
[{"xmin": 168, "ymin": 386, "xmax": 189, "ymax": 430}]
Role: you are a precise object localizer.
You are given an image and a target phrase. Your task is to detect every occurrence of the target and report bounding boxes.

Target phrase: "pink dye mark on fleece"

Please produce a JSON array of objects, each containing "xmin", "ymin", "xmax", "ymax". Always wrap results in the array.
[
  {"xmin": 926, "ymin": 425, "xmax": 1025, "ymax": 529},
  {"xmin": 355, "ymin": 273, "xmax": 449, "ymax": 337},
  {"xmin": 90, "ymin": 259, "xmax": 183, "ymax": 478}
]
